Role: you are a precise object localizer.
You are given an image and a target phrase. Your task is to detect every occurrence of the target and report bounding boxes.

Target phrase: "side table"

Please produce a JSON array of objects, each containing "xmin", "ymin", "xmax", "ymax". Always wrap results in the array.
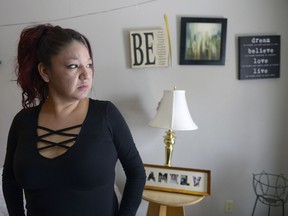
[{"xmin": 142, "ymin": 189, "xmax": 204, "ymax": 216}]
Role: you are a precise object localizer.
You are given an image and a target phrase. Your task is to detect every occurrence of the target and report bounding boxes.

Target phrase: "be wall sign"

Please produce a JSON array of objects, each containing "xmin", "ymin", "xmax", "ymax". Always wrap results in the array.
[
  {"xmin": 130, "ymin": 29, "xmax": 169, "ymax": 68},
  {"xmin": 238, "ymin": 35, "xmax": 280, "ymax": 80}
]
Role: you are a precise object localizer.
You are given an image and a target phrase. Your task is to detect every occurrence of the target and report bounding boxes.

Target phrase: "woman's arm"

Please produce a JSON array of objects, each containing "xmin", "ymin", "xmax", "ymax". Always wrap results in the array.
[
  {"xmin": 106, "ymin": 102, "xmax": 146, "ymax": 216},
  {"xmin": 2, "ymin": 114, "xmax": 25, "ymax": 216}
]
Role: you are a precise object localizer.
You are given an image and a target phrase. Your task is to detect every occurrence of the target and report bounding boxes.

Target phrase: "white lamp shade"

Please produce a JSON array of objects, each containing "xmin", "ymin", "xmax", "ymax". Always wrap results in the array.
[{"xmin": 149, "ymin": 90, "xmax": 198, "ymax": 131}]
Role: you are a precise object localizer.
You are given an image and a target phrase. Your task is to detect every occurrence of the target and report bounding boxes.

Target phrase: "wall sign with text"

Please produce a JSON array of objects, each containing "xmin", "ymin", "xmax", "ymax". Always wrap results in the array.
[
  {"xmin": 130, "ymin": 29, "xmax": 169, "ymax": 68},
  {"xmin": 238, "ymin": 35, "xmax": 280, "ymax": 80}
]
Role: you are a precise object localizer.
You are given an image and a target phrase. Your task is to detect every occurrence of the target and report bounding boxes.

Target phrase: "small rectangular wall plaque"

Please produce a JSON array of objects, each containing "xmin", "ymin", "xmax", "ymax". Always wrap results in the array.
[
  {"xmin": 238, "ymin": 35, "xmax": 281, "ymax": 80},
  {"xmin": 130, "ymin": 29, "xmax": 169, "ymax": 68}
]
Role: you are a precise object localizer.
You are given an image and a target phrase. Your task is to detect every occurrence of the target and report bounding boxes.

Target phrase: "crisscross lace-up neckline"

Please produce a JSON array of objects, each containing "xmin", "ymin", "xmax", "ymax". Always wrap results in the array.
[{"xmin": 37, "ymin": 124, "xmax": 82, "ymax": 158}]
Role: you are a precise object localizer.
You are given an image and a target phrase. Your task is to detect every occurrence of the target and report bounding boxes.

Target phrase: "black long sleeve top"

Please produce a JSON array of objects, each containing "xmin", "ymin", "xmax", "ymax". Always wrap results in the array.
[{"xmin": 2, "ymin": 99, "xmax": 146, "ymax": 216}]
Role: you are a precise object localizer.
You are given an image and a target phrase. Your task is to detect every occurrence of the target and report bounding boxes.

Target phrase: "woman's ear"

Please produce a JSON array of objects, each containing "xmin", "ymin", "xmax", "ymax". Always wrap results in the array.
[{"xmin": 38, "ymin": 63, "xmax": 49, "ymax": 83}]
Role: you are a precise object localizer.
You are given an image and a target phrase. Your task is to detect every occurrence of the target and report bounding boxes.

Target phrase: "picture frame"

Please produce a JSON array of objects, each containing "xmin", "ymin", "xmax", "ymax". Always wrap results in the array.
[
  {"xmin": 144, "ymin": 164, "xmax": 211, "ymax": 196},
  {"xmin": 130, "ymin": 29, "xmax": 170, "ymax": 68},
  {"xmin": 238, "ymin": 35, "xmax": 281, "ymax": 80},
  {"xmin": 180, "ymin": 17, "xmax": 227, "ymax": 65}
]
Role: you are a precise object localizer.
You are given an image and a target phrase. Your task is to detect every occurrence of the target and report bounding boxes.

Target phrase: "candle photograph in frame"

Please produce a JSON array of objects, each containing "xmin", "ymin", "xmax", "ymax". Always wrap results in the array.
[
  {"xmin": 144, "ymin": 164, "xmax": 211, "ymax": 196},
  {"xmin": 180, "ymin": 17, "xmax": 227, "ymax": 65}
]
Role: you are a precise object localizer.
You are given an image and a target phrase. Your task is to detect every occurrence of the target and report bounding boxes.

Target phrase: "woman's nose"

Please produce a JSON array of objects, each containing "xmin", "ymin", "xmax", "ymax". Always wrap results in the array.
[{"xmin": 79, "ymin": 66, "xmax": 91, "ymax": 80}]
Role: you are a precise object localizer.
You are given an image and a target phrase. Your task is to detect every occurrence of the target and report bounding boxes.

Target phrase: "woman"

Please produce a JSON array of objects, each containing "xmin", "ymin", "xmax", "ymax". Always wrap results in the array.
[{"xmin": 2, "ymin": 24, "xmax": 146, "ymax": 216}]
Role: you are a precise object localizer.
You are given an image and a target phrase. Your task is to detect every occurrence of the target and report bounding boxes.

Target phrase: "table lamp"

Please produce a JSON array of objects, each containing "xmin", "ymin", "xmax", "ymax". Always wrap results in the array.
[{"xmin": 149, "ymin": 88, "xmax": 198, "ymax": 167}]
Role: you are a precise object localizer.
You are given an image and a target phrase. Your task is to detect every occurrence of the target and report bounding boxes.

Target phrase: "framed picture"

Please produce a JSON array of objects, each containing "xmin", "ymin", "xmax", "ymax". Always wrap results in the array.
[
  {"xmin": 180, "ymin": 17, "xmax": 227, "ymax": 65},
  {"xmin": 238, "ymin": 35, "xmax": 280, "ymax": 80},
  {"xmin": 144, "ymin": 164, "xmax": 211, "ymax": 196},
  {"xmin": 130, "ymin": 29, "xmax": 169, "ymax": 68}
]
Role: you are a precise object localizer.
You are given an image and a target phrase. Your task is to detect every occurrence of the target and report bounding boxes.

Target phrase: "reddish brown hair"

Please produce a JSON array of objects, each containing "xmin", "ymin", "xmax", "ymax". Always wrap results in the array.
[{"xmin": 16, "ymin": 24, "xmax": 93, "ymax": 108}]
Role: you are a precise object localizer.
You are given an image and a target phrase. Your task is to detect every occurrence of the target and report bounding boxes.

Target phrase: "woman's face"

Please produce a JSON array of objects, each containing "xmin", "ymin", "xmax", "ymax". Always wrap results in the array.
[{"xmin": 45, "ymin": 40, "xmax": 93, "ymax": 103}]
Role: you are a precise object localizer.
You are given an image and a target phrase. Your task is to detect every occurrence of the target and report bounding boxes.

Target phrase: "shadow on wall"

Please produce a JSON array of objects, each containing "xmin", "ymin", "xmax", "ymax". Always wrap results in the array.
[{"xmin": 112, "ymin": 95, "xmax": 151, "ymax": 131}]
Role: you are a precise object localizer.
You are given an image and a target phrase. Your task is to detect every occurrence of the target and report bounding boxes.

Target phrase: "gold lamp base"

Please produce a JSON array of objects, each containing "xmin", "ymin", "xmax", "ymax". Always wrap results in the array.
[{"xmin": 163, "ymin": 129, "xmax": 175, "ymax": 167}]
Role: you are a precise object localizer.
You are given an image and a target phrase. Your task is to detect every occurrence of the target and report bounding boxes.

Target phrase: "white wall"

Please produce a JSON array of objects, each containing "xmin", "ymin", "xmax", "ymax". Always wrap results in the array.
[{"xmin": 0, "ymin": 0, "xmax": 288, "ymax": 215}]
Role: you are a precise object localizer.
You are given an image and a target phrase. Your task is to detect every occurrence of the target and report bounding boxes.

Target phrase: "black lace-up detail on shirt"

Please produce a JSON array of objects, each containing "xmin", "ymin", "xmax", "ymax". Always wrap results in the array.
[{"xmin": 37, "ymin": 124, "xmax": 82, "ymax": 151}]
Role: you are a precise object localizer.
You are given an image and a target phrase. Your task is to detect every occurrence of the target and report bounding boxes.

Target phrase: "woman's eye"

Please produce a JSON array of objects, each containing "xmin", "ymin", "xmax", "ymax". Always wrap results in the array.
[
  {"xmin": 86, "ymin": 63, "xmax": 93, "ymax": 68},
  {"xmin": 67, "ymin": 64, "xmax": 78, "ymax": 69}
]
